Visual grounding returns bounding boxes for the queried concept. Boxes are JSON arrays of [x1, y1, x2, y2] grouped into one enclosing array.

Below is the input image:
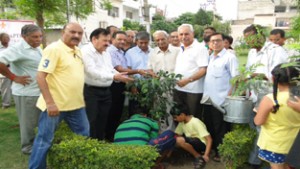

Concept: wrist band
[[10, 74, 16, 81]]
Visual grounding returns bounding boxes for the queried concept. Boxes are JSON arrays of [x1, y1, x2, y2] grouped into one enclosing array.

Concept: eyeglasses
[[210, 39, 223, 43]]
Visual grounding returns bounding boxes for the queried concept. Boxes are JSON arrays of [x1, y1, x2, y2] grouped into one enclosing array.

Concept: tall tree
[[10, 0, 95, 46], [122, 19, 146, 31], [174, 12, 195, 26], [150, 14, 177, 34], [193, 9, 213, 26]]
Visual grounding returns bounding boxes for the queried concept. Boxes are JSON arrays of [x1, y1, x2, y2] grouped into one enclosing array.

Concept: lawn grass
[[0, 107, 29, 169]]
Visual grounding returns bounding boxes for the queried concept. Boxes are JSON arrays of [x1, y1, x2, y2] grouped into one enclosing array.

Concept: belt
[[84, 84, 110, 90]]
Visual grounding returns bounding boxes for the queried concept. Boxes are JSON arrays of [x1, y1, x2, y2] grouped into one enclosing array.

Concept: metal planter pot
[[222, 96, 254, 124]]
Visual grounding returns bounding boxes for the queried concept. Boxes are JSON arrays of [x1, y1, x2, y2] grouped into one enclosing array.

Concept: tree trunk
[[36, 10, 47, 48]]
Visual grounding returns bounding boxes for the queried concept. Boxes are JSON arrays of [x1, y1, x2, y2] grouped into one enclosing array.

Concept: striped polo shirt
[[114, 114, 159, 145]]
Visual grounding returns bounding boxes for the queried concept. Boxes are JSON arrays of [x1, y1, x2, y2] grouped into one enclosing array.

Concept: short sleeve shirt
[[174, 40, 209, 93], [36, 40, 85, 111], [0, 39, 42, 96], [175, 117, 210, 144]]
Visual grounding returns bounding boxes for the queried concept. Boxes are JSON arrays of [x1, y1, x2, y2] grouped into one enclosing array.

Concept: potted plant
[[125, 70, 182, 120], [222, 63, 265, 124]]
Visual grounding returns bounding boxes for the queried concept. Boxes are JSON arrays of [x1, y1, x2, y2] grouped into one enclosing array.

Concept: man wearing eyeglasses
[[201, 32, 239, 162]]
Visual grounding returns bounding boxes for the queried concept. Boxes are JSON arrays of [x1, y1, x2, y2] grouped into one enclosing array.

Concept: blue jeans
[[29, 108, 89, 169]]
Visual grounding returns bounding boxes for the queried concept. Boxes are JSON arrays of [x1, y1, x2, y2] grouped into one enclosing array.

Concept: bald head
[[62, 23, 83, 48]]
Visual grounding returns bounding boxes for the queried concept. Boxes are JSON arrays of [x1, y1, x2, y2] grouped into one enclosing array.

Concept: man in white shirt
[[148, 30, 180, 74], [148, 30, 180, 131], [174, 24, 209, 120], [202, 32, 239, 161], [169, 30, 180, 47], [200, 27, 216, 49], [81, 28, 133, 140], [269, 29, 299, 58]]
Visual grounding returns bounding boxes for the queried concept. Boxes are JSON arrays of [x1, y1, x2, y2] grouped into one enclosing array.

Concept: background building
[[231, 0, 297, 44]]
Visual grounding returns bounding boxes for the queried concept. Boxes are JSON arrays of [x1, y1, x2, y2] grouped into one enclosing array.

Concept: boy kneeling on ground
[[171, 106, 212, 169]]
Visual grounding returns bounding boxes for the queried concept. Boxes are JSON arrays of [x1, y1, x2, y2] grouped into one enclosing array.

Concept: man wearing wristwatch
[[173, 24, 209, 120]]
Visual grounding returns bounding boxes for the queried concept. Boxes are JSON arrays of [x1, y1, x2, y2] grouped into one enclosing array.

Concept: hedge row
[[47, 122, 160, 169]]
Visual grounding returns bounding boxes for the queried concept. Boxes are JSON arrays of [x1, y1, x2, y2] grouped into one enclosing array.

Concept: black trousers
[[203, 104, 230, 155], [173, 89, 203, 120], [105, 82, 126, 141], [84, 84, 112, 140]]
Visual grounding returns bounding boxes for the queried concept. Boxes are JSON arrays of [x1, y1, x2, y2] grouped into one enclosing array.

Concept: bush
[[48, 122, 160, 169], [218, 124, 257, 169]]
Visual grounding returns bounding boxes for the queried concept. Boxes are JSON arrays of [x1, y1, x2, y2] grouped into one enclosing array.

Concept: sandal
[[213, 155, 221, 162], [194, 156, 206, 169]]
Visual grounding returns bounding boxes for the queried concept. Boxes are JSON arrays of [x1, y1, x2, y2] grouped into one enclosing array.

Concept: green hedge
[[218, 124, 257, 169], [48, 122, 160, 169]]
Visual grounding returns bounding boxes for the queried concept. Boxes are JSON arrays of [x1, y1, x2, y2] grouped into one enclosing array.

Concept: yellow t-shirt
[[257, 92, 300, 154], [36, 40, 85, 111], [175, 117, 210, 144]]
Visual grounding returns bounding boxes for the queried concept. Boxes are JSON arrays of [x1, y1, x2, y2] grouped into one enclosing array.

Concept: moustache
[[71, 38, 80, 41]]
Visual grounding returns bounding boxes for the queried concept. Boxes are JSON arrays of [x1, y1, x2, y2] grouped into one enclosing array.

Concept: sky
[[148, 0, 239, 21]]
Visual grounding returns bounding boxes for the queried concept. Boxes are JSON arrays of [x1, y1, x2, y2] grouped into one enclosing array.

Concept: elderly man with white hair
[[148, 30, 180, 74], [173, 24, 209, 120], [147, 30, 180, 131]]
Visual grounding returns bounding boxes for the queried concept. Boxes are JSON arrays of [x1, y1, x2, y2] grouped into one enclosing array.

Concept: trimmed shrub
[[48, 122, 160, 169], [218, 124, 257, 169]]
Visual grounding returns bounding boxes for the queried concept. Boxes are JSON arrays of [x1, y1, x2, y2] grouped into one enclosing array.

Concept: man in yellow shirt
[[29, 23, 89, 169]]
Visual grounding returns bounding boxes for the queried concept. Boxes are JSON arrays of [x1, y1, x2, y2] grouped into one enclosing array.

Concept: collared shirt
[[246, 41, 288, 80], [147, 45, 180, 73], [81, 42, 118, 87], [125, 46, 151, 78], [174, 40, 209, 93], [203, 48, 239, 106], [0, 39, 42, 96], [36, 39, 85, 111], [107, 44, 127, 68]]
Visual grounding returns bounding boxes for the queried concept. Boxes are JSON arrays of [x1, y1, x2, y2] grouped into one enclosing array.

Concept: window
[[126, 11, 133, 19], [99, 21, 108, 28], [108, 7, 119, 17], [276, 18, 290, 27]]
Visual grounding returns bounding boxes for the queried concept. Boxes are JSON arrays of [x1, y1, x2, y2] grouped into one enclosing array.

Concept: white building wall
[[238, 0, 275, 20], [72, 0, 124, 43]]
